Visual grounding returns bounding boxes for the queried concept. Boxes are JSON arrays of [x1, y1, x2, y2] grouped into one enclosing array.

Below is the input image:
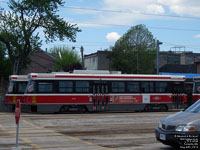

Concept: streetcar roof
[[27, 72, 186, 81], [9, 75, 28, 81]]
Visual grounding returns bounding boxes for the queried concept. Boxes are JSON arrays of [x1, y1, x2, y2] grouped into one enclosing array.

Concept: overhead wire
[[1, 1, 200, 50], [63, 6, 200, 20]]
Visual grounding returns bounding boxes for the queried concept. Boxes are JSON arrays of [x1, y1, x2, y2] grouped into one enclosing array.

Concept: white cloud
[[70, 0, 200, 28], [194, 34, 200, 38], [157, 0, 200, 16], [147, 4, 165, 14], [106, 32, 121, 42]]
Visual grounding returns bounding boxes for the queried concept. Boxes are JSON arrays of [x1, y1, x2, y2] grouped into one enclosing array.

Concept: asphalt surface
[[0, 111, 177, 150]]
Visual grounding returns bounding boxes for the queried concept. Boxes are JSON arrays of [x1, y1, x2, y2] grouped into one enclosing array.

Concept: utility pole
[[137, 48, 139, 74], [80, 46, 85, 69], [156, 40, 162, 75]]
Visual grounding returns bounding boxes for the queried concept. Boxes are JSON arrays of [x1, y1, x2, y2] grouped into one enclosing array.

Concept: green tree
[[0, 0, 81, 74], [0, 42, 12, 79], [109, 24, 157, 74], [50, 46, 81, 71]]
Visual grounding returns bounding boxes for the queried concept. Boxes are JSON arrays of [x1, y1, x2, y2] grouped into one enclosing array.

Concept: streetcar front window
[[18, 82, 27, 93], [7, 82, 14, 94], [7, 81, 27, 94], [194, 82, 200, 93]]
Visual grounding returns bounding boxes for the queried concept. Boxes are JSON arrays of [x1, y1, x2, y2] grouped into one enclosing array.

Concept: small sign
[[15, 99, 21, 125], [142, 95, 150, 103], [160, 134, 166, 141]]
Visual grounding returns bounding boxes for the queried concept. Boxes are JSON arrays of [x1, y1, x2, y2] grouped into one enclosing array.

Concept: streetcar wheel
[[144, 105, 152, 111], [159, 104, 168, 111], [78, 106, 87, 113], [60, 106, 69, 113]]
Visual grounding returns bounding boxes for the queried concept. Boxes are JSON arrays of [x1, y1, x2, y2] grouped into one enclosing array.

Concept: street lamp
[[72, 46, 85, 69], [156, 40, 163, 75]]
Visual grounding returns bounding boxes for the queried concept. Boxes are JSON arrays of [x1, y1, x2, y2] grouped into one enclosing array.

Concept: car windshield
[[185, 100, 200, 113]]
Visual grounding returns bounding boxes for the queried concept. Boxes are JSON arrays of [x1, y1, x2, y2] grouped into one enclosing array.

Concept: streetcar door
[[92, 82, 109, 111], [172, 81, 184, 109]]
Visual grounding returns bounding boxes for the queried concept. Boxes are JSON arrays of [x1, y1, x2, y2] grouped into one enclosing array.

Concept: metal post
[[16, 124, 19, 149], [80, 46, 84, 69], [156, 40, 162, 75], [137, 49, 139, 74]]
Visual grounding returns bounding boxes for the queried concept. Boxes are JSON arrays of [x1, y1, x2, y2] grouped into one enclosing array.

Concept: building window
[[167, 55, 180, 64]]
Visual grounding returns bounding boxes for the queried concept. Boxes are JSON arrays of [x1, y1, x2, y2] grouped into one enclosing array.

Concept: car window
[[185, 100, 200, 113]]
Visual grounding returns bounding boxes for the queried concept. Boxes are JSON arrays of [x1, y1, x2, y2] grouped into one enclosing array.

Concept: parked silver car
[[155, 100, 200, 149]]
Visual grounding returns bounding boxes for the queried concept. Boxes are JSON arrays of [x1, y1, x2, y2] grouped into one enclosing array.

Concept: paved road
[[0, 112, 177, 150]]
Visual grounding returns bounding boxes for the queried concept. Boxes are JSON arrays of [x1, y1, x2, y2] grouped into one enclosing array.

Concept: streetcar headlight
[[175, 125, 196, 132]]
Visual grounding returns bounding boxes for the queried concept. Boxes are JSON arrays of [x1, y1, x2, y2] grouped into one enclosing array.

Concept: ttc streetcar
[[5, 75, 28, 111], [23, 71, 187, 113]]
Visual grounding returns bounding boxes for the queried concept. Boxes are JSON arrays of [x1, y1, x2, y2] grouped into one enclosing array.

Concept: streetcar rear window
[[59, 81, 73, 93]]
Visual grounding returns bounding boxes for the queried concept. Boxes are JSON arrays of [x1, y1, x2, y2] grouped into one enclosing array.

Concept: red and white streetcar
[[23, 70, 187, 113], [5, 75, 28, 111], [192, 76, 200, 102]]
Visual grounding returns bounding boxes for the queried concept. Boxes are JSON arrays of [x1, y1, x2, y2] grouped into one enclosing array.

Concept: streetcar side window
[[75, 81, 89, 93], [155, 82, 168, 93], [112, 82, 125, 93], [59, 81, 73, 93], [127, 82, 140, 93], [141, 82, 154, 93], [38, 82, 53, 93]]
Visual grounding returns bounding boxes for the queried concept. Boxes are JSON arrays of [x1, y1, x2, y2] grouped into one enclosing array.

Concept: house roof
[[23, 50, 55, 74]]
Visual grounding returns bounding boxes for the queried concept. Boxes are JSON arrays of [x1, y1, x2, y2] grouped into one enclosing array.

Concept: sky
[[1, 0, 200, 55]]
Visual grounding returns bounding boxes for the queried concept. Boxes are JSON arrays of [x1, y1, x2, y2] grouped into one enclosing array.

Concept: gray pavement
[[0, 112, 176, 150]]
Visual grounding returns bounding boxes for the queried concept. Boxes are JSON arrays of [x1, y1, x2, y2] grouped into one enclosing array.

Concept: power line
[[162, 42, 200, 50], [72, 21, 200, 32], [64, 6, 200, 20]]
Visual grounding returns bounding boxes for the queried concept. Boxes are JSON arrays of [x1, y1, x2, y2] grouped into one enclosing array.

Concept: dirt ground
[[0, 111, 177, 150]]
